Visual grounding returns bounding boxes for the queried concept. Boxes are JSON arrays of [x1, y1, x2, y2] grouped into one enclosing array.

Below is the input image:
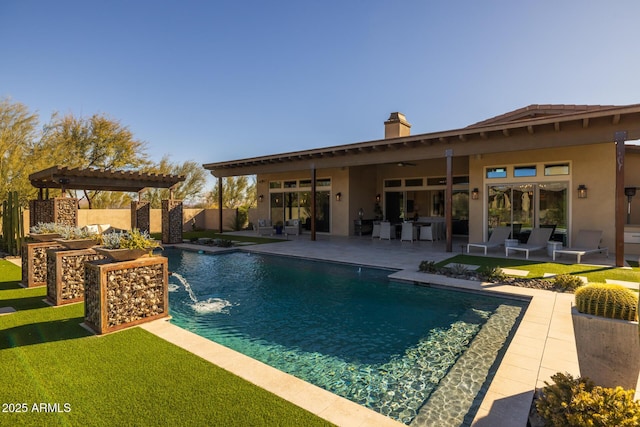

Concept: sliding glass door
[[487, 183, 567, 242]]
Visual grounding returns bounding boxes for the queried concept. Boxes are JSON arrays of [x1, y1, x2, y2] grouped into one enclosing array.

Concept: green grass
[[0, 260, 332, 427], [438, 254, 640, 284]]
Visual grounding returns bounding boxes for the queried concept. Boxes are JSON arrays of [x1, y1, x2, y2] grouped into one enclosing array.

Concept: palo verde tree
[[0, 98, 40, 204], [140, 156, 207, 208], [37, 112, 151, 208], [206, 175, 256, 209]]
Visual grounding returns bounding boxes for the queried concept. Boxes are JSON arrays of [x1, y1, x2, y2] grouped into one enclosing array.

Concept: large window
[[269, 179, 331, 232], [487, 183, 567, 243]]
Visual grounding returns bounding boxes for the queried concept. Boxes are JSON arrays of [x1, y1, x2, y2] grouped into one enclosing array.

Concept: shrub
[[447, 263, 469, 275], [213, 238, 233, 248], [536, 372, 640, 426], [101, 229, 161, 251], [478, 265, 506, 282], [418, 260, 438, 273], [553, 274, 584, 292], [574, 283, 638, 321]]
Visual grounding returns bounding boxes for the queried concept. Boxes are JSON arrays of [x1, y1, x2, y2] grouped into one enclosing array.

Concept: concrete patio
[[153, 232, 632, 426]]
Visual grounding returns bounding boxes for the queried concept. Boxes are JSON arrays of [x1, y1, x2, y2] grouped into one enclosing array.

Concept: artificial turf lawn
[[438, 254, 640, 283], [0, 261, 333, 427]]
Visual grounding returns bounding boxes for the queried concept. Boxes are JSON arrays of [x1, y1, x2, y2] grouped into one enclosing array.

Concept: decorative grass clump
[[574, 283, 638, 321]]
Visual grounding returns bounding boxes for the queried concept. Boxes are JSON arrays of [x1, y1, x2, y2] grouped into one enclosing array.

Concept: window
[[486, 167, 507, 178], [405, 178, 423, 187], [284, 181, 297, 188], [269, 181, 282, 189], [545, 163, 569, 176], [514, 166, 536, 177], [384, 179, 402, 187]]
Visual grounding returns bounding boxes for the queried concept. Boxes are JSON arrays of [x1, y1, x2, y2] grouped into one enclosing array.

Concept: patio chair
[[379, 221, 392, 240], [552, 230, 608, 263], [284, 219, 300, 236], [371, 221, 381, 239], [467, 226, 511, 255], [505, 227, 553, 259], [256, 219, 273, 236], [419, 224, 434, 241], [400, 222, 416, 242]]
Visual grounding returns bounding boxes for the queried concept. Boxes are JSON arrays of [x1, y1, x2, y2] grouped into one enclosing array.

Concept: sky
[[2, 0, 640, 171]]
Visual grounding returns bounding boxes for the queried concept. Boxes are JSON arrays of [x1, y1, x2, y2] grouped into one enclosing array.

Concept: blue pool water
[[165, 248, 526, 425]]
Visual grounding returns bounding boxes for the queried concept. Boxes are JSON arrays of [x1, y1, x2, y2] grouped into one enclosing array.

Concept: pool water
[[165, 249, 526, 425]]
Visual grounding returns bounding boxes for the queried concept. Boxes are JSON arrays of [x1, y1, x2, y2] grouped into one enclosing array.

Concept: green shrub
[[536, 372, 640, 426], [574, 283, 638, 321], [553, 274, 584, 292], [478, 265, 506, 282], [418, 260, 438, 273]]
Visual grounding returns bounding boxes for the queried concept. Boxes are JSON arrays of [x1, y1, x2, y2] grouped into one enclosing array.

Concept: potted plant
[[275, 221, 283, 235], [572, 283, 640, 389], [95, 229, 162, 261], [53, 225, 100, 249], [29, 222, 64, 241]]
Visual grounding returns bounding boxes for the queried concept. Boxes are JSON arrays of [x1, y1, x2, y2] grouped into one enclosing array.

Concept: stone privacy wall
[[131, 201, 150, 233], [84, 257, 168, 334], [162, 200, 183, 244], [29, 198, 78, 228], [46, 248, 105, 305], [21, 241, 63, 287]]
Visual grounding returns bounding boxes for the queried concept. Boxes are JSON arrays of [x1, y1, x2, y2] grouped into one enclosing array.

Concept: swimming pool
[[165, 248, 526, 425]]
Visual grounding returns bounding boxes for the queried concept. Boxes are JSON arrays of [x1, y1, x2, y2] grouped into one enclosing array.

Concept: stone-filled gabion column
[[29, 198, 78, 228], [161, 199, 183, 244], [46, 248, 105, 305], [83, 257, 169, 334], [131, 201, 151, 233], [22, 241, 63, 287]]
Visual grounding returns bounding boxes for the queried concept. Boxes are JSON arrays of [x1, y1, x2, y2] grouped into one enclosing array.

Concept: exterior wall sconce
[[577, 184, 588, 199], [471, 188, 479, 200], [376, 194, 381, 203], [258, 194, 264, 202], [625, 187, 636, 224], [335, 192, 342, 201]]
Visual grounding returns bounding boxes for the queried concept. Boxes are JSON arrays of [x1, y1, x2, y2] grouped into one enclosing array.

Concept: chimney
[[384, 112, 411, 138]]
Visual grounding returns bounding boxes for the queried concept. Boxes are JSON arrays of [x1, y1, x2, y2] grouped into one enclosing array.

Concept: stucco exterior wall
[[469, 143, 616, 249], [74, 208, 236, 233]]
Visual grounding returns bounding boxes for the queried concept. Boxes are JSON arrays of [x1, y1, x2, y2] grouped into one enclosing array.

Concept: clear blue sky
[[2, 0, 640, 168]]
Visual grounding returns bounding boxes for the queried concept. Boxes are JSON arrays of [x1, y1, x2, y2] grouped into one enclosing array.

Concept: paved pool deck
[[146, 233, 631, 427]]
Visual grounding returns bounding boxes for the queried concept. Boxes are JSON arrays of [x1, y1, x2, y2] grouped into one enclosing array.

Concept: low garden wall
[[46, 248, 105, 305]]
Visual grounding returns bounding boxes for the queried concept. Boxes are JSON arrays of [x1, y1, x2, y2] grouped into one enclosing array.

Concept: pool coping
[[151, 244, 580, 426]]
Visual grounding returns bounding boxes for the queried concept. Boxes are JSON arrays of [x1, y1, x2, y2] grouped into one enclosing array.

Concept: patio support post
[[218, 177, 223, 233], [445, 149, 453, 252], [311, 167, 316, 241], [615, 131, 627, 267]]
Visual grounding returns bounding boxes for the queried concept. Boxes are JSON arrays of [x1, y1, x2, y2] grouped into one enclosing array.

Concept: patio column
[[445, 149, 453, 252], [131, 200, 150, 233], [311, 167, 316, 241], [218, 177, 223, 233], [615, 131, 627, 267], [162, 198, 183, 244], [29, 197, 78, 228]]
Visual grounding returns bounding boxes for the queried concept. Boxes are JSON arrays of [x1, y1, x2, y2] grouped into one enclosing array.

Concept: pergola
[[28, 166, 185, 243]]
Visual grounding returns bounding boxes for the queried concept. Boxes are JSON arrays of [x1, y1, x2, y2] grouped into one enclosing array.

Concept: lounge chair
[[505, 227, 553, 259], [467, 226, 511, 255], [284, 219, 300, 235], [371, 221, 381, 239], [552, 230, 608, 263]]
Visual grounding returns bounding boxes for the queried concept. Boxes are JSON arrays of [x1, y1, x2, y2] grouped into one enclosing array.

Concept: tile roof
[[466, 104, 619, 128]]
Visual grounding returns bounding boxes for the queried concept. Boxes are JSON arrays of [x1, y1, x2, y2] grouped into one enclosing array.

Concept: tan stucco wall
[[75, 208, 236, 233], [469, 143, 616, 249]]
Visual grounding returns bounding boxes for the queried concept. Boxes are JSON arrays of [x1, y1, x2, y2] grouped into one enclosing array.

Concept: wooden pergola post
[[445, 149, 453, 252], [615, 131, 627, 267], [311, 167, 316, 241], [218, 177, 223, 233]]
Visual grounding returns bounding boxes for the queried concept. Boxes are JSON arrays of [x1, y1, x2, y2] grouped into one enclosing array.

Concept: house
[[203, 104, 640, 264]]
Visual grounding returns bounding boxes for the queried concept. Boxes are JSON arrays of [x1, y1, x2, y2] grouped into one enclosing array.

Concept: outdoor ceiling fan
[[396, 161, 416, 167]]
